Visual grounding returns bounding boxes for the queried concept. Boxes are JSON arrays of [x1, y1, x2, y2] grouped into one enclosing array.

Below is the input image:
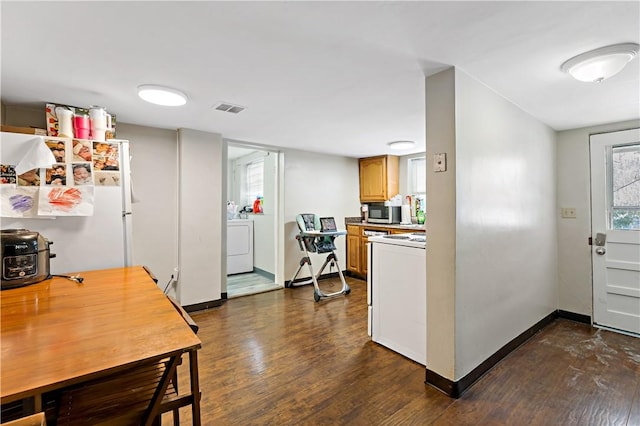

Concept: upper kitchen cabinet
[[358, 155, 399, 202]]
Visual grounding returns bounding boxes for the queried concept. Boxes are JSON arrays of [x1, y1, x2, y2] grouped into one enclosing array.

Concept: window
[[610, 143, 640, 230], [408, 156, 426, 194], [408, 156, 426, 211], [244, 160, 264, 205]]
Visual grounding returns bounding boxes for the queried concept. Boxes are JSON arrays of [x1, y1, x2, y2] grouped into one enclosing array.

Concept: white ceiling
[[1, 1, 638, 158]]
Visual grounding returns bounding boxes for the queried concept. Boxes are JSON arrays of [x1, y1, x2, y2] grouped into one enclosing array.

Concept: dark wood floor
[[166, 277, 640, 425]]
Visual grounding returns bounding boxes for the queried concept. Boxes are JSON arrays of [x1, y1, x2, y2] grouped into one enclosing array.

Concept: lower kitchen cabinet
[[346, 225, 368, 277], [346, 229, 361, 272], [361, 242, 369, 277]]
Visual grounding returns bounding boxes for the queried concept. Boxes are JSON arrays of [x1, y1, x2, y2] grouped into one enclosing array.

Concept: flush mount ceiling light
[[387, 140, 416, 150], [561, 43, 639, 83], [137, 85, 187, 106]]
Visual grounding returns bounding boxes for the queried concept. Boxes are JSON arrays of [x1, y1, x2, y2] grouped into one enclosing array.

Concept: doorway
[[590, 128, 640, 336], [226, 142, 282, 298]]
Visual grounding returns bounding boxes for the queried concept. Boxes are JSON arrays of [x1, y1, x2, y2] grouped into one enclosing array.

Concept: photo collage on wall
[[0, 139, 121, 217]]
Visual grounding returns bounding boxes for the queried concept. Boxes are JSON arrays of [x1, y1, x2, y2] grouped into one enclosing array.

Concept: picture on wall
[[71, 163, 93, 186], [93, 142, 120, 171], [72, 140, 92, 162], [44, 164, 67, 186], [46, 140, 67, 163], [1, 165, 16, 185], [17, 169, 40, 186]]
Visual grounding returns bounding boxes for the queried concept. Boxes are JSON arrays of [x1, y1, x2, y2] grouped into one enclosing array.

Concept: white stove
[[367, 232, 426, 248]]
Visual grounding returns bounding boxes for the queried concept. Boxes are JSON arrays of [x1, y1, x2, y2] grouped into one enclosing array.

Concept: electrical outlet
[[434, 153, 447, 172], [561, 207, 577, 218]]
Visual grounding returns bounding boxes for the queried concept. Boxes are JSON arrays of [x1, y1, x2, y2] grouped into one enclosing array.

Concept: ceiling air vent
[[214, 102, 245, 114]]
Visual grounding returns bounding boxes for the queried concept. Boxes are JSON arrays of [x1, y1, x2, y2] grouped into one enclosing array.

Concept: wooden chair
[[165, 295, 199, 424], [167, 295, 198, 334], [54, 296, 200, 426]]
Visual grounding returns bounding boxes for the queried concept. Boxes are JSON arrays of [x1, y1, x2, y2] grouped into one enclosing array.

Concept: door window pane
[[611, 144, 640, 230]]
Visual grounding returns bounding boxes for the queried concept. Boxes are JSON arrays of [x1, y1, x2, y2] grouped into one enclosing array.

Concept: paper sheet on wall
[[37, 186, 94, 216], [13, 137, 56, 175], [0, 186, 39, 217]]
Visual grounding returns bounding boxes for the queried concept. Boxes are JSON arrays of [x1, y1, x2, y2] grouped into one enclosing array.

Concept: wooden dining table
[[0, 265, 202, 424]]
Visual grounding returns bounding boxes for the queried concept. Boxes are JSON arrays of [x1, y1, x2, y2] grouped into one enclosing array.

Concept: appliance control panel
[[3, 254, 38, 280]]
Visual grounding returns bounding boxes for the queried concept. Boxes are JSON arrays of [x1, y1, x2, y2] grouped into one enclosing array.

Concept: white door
[[590, 128, 640, 336]]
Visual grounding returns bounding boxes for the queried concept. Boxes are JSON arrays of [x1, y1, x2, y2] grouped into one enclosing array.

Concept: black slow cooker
[[1, 229, 55, 290]]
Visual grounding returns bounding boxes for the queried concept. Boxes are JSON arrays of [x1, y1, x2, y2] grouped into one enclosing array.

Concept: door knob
[[595, 247, 606, 255]]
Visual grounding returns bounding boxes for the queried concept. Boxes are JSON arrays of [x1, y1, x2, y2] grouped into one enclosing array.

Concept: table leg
[[189, 350, 202, 426]]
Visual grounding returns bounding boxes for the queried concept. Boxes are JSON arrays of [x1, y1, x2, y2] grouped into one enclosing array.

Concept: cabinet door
[[361, 239, 369, 276], [347, 234, 361, 273], [359, 156, 387, 202]]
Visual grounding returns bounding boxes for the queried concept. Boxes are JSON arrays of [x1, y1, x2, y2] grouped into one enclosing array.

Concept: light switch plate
[[434, 153, 446, 172], [561, 207, 577, 218]]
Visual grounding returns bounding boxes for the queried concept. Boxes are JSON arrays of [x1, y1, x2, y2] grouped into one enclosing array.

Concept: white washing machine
[[227, 219, 254, 274]]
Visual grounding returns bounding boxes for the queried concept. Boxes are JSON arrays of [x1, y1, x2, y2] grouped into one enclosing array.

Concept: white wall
[[178, 129, 226, 305], [118, 123, 178, 293], [556, 119, 640, 316], [251, 212, 275, 274], [282, 149, 361, 279], [454, 70, 557, 379], [425, 68, 457, 380], [426, 68, 558, 382], [259, 151, 278, 274]]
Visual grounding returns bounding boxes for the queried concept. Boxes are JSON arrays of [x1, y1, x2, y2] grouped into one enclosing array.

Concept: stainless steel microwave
[[367, 204, 401, 224]]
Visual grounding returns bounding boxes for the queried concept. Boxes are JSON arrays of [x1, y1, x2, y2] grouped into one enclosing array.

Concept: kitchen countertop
[[344, 221, 426, 232], [368, 233, 426, 249]]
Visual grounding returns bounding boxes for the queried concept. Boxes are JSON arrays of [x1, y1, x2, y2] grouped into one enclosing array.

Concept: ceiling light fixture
[[561, 43, 639, 83], [137, 85, 188, 106], [387, 140, 416, 150]]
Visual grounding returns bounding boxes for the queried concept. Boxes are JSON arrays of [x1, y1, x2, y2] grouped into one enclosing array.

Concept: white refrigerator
[[1, 132, 133, 275]]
